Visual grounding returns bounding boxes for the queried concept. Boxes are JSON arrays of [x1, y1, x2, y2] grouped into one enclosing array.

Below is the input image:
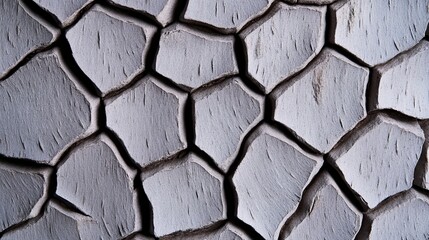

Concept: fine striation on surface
[[415, 122, 429, 190], [0, 166, 47, 232], [240, 3, 325, 93], [284, 0, 337, 4], [184, 0, 274, 33], [328, 114, 425, 209], [331, 0, 429, 66], [164, 223, 249, 240], [282, 172, 362, 240], [142, 153, 226, 237], [56, 135, 137, 239], [370, 40, 429, 120], [232, 125, 322, 239], [155, 24, 238, 89], [105, 75, 187, 167], [32, 0, 92, 25], [193, 77, 263, 171], [0, 51, 92, 163], [0, 0, 53, 78], [66, 6, 156, 95], [110, 0, 178, 26], [273, 49, 368, 153]]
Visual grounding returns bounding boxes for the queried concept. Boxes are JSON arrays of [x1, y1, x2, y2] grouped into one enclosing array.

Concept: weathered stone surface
[[32, 0, 92, 25], [360, 190, 429, 240], [329, 114, 425, 209], [273, 49, 368, 153], [184, 0, 273, 32], [241, 3, 325, 93], [284, 0, 337, 4], [0, 51, 94, 163], [331, 0, 429, 66], [193, 77, 263, 171], [282, 172, 362, 240], [67, 6, 156, 95], [166, 223, 249, 240], [142, 154, 226, 237], [232, 125, 322, 239], [155, 24, 238, 89], [105, 75, 187, 167], [0, 0, 53, 77], [56, 135, 137, 239], [0, 166, 48, 232], [415, 122, 429, 190], [1, 202, 89, 240], [111, 0, 178, 26], [371, 41, 429, 119]]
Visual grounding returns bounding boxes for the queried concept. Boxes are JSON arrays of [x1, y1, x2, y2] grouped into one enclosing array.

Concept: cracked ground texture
[[0, 0, 429, 239]]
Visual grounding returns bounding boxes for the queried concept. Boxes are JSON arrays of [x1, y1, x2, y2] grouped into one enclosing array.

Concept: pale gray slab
[[56, 135, 137, 239], [273, 49, 368, 153], [241, 3, 325, 93], [184, 0, 274, 32], [142, 154, 226, 237], [0, 0, 53, 78], [331, 0, 429, 66], [105, 75, 187, 167], [329, 114, 425, 209], [66, 6, 156, 95], [193, 77, 263, 171], [232, 124, 322, 239], [282, 172, 362, 240], [32, 0, 92, 25], [0, 166, 47, 232], [371, 41, 429, 119], [155, 24, 238, 89], [0, 51, 92, 163], [111, 0, 178, 26], [163, 223, 249, 240], [284, 0, 337, 4]]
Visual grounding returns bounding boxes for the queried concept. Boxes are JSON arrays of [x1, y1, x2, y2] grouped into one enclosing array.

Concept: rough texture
[[111, 0, 178, 26], [273, 49, 368, 153], [105, 76, 187, 167], [284, 0, 337, 4], [0, 51, 92, 162], [67, 6, 155, 95], [32, 0, 91, 25], [155, 24, 238, 89], [415, 122, 429, 190], [371, 41, 429, 119], [193, 77, 263, 171], [233, 125, 322, 239], [282, 172, 362, 240], [329, 114, 425, 208], [56, 135, 137, 239], [331, 0, 429, 66], [142, 154, 226, 237], [0, 166, 46, 232], [241, 3, 325, 93], [0, 0, 52, 77], [184, 0, 273, 32], [167, 223, 249, 240], [362, 191, 429, 240]]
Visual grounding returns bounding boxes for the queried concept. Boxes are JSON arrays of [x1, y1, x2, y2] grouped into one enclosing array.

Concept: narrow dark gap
[[51, 195, 89, 217], [0, 155, 52, 171], [236, 1, 278, 36], [0, 213, 43, 238], [229, 217, 265, 240], [184, 95, 196, 149], [143, 27, 162, 71], [134, 170, 155, 237], [264, 94, 274, 122], [354, 214, 372, 240], [365, 69, 379, 113], [20, 0, 61, 28], [171, 0, 189, 24]]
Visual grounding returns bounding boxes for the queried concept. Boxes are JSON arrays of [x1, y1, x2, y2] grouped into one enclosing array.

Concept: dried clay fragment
[[155, 24, 238, 89], [358, 190, 429, 240], [273, 49, 368, 153], [371, 41, 429, 119], [184, 0, 274, 33], [56, 135, 137, 239], [328, 114, 425, 209], [0, 51, 94, 163], [0, 166, 48, 232], [142, 154, 226, 237], [67, 6, 156, 95], [282, 172, 362, 240], [164, 223, 249, 240], [241, 3, 325, 93], [105, 75, 187, 167], [111, 0, 178, 26], [32, 0, 92, 25], [0, 0, 53, 77], [284, 0, 337, 5], [331, 0, 429, 66], [415, 122, 429, 190], [193, 77, 263, 171], [233, 125, 322, 239]]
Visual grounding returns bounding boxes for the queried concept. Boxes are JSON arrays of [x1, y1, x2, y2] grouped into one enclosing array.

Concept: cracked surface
[[32, 0, 92, 25]]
